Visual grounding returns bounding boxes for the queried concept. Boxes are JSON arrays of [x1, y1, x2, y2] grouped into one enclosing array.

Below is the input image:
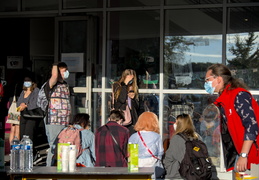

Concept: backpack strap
[[177, 133, 187, 140], [138, 131, 160, 160], [105, 125, 127, 162]]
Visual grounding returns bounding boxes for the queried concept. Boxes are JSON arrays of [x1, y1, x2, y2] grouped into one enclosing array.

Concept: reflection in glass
[[163, 93, 220, 167], [166, 0, 222, 5], [63, 0, 102, 9], [139, 93, 159, 116], [227, 7, 259, 90], [73, 93, 86, 114], [92, 92, 102, 133], [108, 0, 159, 7], [107, 11, 160, 89], [164, 9, 222, 89], [200, 104, 220, 166], [60, 21, 87, 87], [229, 0, 259, 2], [0, 0, 18, 12], [22, 0, 58, 11]]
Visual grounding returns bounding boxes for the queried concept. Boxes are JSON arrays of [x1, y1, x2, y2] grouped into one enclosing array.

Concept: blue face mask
[[204, 81, 215, 95], [24, 81, 32, 88], [63, 70, 69, 79]]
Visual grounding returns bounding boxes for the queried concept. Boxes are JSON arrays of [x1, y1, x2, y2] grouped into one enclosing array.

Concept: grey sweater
[[163, 135, 185, 179], [17, 88, 40, 110]]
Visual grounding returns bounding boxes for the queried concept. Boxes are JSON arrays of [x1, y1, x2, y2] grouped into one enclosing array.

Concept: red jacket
[[214, 84, 259, 170]]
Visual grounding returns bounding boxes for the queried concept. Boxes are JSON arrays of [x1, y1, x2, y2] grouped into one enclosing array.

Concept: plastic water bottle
[[24, 136, 33, 171], [19, 135, 27, 171], [10, 136, 20, 171]]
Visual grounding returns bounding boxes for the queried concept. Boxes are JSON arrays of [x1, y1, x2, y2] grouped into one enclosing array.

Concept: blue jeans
[[45, 123, 65, 166]]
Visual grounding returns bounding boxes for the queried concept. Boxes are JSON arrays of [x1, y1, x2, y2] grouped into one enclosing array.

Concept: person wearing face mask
[[17, 76, 41, 152], [42, 62, 71, 166], [112, 69, 139, 135], [204, 63, 259, 172]]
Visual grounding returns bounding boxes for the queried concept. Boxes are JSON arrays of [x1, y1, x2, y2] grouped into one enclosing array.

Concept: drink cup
[[69, 145, 77, 172], [62, 146, 69, 172]]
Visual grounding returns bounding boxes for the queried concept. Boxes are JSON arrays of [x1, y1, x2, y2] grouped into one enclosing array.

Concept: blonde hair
[[174, 113, 198, 139], [134, 112, 160, 134], [114, 69, 139, 100]]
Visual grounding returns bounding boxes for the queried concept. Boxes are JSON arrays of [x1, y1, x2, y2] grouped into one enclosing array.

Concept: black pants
[[20, 115, 41, 155]]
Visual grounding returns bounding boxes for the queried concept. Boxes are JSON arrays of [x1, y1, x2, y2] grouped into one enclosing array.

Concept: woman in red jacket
[[204, 63, 259, 172]]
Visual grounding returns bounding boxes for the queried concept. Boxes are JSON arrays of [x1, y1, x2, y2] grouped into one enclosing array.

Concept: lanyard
[[137, 131, 160, 160]]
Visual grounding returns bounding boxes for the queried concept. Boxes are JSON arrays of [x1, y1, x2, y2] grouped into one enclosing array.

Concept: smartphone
[[127, 79, 133, 85], [129, 90, 134, 93]]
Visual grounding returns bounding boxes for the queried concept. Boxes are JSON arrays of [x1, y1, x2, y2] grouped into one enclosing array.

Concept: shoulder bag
[[21, 91, 44, 119], [6, 96, 20, 125], [105, 125, 127, 163]]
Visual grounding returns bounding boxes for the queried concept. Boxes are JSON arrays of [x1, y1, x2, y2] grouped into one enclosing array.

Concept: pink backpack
[[57, 126, 84, 157]]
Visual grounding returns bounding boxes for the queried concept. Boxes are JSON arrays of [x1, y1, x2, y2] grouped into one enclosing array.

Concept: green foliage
[[228, 32, 259, 69]]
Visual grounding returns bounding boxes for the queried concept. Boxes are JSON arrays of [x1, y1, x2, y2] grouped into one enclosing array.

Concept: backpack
[[178, 133, 212, 180], [37, 82, 49, 113], [57, 126, 84, 158]]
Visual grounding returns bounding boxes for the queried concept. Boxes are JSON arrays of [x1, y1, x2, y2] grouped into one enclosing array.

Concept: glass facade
[[107, 10, 160, 89], [63, 0, 103, 9], [1, 1, 259, 177], [164, 8, 223, 89], [22, 0, 58, 11], [108, 0, 160, 7], [227, 7, 259, 89], [166, 0, 222, 5]]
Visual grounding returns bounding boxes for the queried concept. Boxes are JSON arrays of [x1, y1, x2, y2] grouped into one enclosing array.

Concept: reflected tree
[[228, 32, 259, 88], [228, 32, 259, 69]]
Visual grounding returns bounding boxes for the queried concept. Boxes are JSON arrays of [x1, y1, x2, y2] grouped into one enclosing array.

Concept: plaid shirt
[[95, 121, 129, 167]]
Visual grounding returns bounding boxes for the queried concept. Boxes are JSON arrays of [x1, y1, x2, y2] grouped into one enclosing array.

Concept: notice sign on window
[[7, 56, 23, 69], [61, 53, 84, 72]]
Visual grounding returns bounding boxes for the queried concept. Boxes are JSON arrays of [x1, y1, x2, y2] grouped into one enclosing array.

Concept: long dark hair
[[207, 63, 248, 91]]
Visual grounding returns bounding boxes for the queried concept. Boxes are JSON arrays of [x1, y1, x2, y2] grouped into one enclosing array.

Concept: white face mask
[[173, 123, 177, 131], [63, 70, 69, 79]]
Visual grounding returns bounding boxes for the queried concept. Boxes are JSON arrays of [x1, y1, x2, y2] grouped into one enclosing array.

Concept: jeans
[[45, 123, 65, 166]]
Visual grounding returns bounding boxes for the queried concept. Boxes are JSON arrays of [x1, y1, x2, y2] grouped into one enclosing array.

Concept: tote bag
[[6, 96, 20, 125]]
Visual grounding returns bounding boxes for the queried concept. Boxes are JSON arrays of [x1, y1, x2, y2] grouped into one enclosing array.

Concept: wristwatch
[[239, 153, 248, 158]]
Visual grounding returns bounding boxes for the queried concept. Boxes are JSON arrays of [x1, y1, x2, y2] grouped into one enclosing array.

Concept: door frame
[[54, 16, 93, 116]]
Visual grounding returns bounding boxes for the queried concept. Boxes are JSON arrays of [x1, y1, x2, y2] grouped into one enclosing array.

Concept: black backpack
[[178, 133, 212, 180]]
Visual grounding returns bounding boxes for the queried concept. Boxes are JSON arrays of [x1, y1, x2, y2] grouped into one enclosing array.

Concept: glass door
[[55, 16, 93, 118]]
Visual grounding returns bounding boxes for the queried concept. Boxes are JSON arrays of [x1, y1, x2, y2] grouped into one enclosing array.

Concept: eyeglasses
[[204, 75, 216, 82]]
